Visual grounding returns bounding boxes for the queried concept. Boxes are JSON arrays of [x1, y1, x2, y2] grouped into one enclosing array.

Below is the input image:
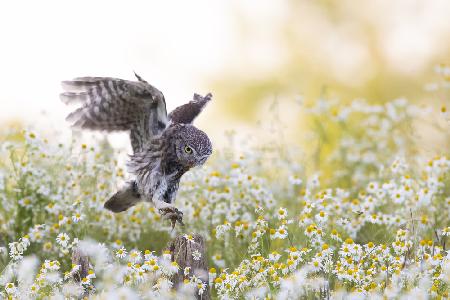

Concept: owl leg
[[153, 200, 184, 229]]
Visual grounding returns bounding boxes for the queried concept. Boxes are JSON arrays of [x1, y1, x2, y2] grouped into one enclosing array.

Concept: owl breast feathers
[[61, 73, 212, 225]]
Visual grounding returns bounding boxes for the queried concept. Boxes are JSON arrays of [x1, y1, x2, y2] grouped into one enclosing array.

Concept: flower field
[[0, 74, 449, 299]]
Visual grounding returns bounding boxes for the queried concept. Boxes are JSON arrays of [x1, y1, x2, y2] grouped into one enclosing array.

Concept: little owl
[[60, 73, 213, 228]]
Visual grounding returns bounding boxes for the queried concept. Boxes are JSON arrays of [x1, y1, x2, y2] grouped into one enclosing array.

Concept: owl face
[[172, 125, 212, 168]]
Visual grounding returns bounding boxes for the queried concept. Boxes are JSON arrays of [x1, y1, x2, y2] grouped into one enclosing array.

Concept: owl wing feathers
[[61, 76, 169, 152], [168, 93, 212, 125], [61, 74, 211, 149]]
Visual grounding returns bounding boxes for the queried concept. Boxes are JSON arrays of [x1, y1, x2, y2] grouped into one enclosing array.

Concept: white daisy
[[116, 247, 127, 259], [192, 250, 202, 261], [72, 212, 83, 223], [56, 232, 69, 247], [288, 175, 302, 185]]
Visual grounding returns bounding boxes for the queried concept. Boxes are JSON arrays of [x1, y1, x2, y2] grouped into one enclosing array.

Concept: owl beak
[[197, 154, 210, 166]]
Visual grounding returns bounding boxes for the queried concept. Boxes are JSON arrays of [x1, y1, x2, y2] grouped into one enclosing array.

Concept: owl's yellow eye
[[184, 146, 192, 154]]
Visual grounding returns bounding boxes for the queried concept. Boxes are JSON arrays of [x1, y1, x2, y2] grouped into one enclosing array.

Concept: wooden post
[[71, 234, 211, 299], [72, 247, 90, 282], [168, 234, 211, 300], [71, 247, 91, 299]]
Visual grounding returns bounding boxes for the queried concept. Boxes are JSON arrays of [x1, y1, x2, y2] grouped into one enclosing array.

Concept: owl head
[[170, 124, 212, 168]]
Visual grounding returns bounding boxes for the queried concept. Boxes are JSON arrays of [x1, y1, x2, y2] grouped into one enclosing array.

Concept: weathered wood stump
[[71, 234, 211, 299], [72, 247, 90, 282], [72, 247, 90, 298], [167, 234, 211, 300]]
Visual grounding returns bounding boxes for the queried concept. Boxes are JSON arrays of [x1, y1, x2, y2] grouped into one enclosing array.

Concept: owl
[[60, 73, 213, 227]]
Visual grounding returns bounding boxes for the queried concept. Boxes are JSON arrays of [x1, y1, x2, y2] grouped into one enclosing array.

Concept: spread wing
[[60, 74, 168, 152], [168, 93, 212, 125]]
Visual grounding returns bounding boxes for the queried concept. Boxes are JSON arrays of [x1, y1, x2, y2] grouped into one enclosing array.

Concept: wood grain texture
[[71, 247, 90, 282], [168, 234, 211, 300]]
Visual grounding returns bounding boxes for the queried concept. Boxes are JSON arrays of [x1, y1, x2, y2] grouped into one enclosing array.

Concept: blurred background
[[0, 0, 449, 148]]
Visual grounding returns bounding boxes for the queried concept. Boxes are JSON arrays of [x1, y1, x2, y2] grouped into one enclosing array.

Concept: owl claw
[[159, 207, 184, 229]]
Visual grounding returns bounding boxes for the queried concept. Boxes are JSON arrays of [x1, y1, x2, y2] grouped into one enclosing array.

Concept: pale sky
[[0, 0, 290, 150], [1, 0, 449, 148], [0, 0, 237, 124]]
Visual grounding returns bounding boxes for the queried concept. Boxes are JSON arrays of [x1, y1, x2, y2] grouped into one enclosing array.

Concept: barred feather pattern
[[168, 93, 212, 125], [60, 75, 213, 212], [127, 125, 203, 204], [61, 76, 168, 153], [127, 137, 165, 202]]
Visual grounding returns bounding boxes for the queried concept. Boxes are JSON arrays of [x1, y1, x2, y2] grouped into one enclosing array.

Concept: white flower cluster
[[0, 78, 449, 299]]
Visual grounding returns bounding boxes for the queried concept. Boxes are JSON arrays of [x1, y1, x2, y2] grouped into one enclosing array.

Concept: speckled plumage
[[61, 73, 212, 225], [127, 124, 212, 204]]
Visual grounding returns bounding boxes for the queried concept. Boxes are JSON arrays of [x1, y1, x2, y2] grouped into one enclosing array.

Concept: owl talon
[[158, 207, 184, 229]]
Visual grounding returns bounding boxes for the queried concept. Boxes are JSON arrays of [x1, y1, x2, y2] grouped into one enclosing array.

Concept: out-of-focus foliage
[[0, 66, 448, 299], [209, 1, 450, 123]]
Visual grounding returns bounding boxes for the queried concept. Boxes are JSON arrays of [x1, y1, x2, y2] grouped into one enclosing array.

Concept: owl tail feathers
[[104, 181, 142, 213]]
